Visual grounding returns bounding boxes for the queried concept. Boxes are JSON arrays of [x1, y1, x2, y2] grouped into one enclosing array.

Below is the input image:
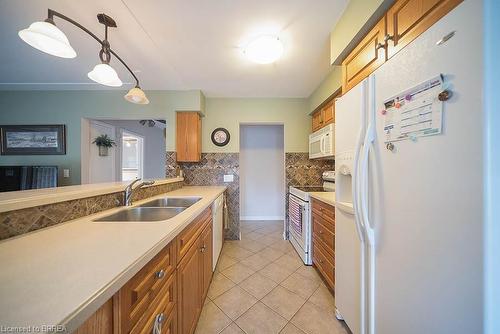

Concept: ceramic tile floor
[[195, 220, 351, 334]]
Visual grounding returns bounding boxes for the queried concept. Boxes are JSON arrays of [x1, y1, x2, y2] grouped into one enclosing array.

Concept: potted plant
[[92, 134, 116, 156]]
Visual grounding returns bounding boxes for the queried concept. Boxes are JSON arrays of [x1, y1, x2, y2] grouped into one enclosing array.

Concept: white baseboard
[[240, 216, 284, 221]]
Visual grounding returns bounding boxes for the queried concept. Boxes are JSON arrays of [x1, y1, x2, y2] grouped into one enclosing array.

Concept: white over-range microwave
[[309, 123, 335, 159]]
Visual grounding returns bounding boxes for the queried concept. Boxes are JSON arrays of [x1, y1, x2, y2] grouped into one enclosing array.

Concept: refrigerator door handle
[[362, 74, 376, 334], [360, 123, 375, 237], [352, 79, 369, 334], [353, 129, 365, 243]]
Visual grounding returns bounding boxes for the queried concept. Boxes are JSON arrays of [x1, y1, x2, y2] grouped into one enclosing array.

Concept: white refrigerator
[[334, 1, 483, 334]]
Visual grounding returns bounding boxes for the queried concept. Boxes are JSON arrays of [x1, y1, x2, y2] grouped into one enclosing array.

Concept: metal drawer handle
[[376, 42, 385, 50], [384, 34, 394, 42], [153, 313, 165, 334], [155, 269, 165, 279], [200, 245, 206, 253]]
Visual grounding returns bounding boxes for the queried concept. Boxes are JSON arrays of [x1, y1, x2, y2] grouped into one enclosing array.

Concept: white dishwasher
[[212, 194, 224, 271]]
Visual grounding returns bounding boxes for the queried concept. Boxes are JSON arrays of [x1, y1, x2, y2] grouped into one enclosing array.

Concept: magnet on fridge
[[405, 94, 412, 101], [381, 109, 387, 115], [395, 102, 401, 109], [409, 134, 417, 142]]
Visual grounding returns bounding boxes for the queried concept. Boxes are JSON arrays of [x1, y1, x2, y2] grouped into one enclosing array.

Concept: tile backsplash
[[0, 180, 183, 241], [285, 152, 334, 188], [285, 152, 335, 222], [168, 151, 240, 240]]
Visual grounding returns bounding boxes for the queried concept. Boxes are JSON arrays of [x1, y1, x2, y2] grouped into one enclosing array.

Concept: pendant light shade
[[87, 63, 122, 87], [18, 21, 76, 58], [124, 87, 150, 105]]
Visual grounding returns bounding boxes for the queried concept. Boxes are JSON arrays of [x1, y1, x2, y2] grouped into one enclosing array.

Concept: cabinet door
[[342, 17, 386, 94], [74, 299, 113, 334], [312, 110, 322, 132], [386, 0, 463, 58], [322, 101, 335, 125], [177, 240, 202, 334], [200, 222, 213, 300], [176, 112, 201, 162]]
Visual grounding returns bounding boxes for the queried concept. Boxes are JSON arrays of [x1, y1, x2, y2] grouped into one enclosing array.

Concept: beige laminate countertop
[[309, 191, 336, 206], [0, 177, 184, 213], [0, 186, 226, 333]]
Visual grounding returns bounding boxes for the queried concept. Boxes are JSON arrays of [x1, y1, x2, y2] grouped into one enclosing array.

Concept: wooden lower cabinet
[[311, 199, 335, 290], [177, 237, 203, 334], [200, 223, 213, 301], [74, 299, 113, 334], [75, 207, 214, 334]]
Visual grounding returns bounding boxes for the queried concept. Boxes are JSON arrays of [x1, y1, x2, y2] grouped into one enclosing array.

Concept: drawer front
[[311, 200, 335, 231], [177, 207, 211, 261], [130, 272, 177, 334], [313, 238, 335, 289], [118, 241, 176, 331], [312, 216, 334, 257]]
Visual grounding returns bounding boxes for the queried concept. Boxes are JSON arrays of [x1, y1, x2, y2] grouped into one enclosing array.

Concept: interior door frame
[[119, 129, 145, 181], [238, 122, 286, 233]]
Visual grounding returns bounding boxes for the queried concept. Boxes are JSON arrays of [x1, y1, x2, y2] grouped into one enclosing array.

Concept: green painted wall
[[308, 66, 342, 113], [203, 98, 309, 153], [0, 90, 202, 185], [330, 0, 391, 64], [0, 91, 311, 184]]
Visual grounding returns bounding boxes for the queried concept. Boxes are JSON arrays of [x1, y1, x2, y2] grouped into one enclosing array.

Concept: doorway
[[240, 124, 285, 221], [120, 131, 144, 181]]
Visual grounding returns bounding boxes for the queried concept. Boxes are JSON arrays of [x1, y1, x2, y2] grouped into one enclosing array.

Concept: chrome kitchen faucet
[[124, 178, 155, 206]]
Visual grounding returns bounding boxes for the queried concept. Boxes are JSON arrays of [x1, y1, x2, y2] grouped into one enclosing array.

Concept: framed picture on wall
[[0, 125, 66, 155]]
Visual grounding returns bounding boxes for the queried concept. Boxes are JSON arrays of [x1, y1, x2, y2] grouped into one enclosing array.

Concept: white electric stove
[[288, 171, 335, 264]]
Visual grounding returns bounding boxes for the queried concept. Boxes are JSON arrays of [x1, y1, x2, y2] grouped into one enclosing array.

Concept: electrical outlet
[[63, 169, 70, 178], [223, 174, 234, 182]]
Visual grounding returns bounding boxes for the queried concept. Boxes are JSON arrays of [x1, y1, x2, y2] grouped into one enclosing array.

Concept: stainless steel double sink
[[94, 197, 201, 222]]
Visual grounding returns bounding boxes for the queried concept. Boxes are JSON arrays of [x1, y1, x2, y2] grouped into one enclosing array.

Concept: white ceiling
[[0, 0, 348, 97]]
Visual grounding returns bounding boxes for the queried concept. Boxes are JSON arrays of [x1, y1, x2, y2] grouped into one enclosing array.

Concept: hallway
[[195, 220, 349, 334]]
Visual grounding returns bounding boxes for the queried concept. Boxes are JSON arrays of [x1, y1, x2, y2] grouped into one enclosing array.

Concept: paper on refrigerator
[[382, 75, 444, 143]]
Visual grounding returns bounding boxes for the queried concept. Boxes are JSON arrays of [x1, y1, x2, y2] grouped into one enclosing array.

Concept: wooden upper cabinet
[[312, 110, 322, 132], [176, 112, 202, 162], [342, 17, 386, 94], [340, 0, 463, 94], [311, 100, 336, 132], [322, 101, 335, 125], [386, 0, 463, 58]]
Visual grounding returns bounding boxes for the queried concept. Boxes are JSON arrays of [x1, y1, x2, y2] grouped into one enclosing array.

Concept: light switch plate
[[223, 174, 234, 182]]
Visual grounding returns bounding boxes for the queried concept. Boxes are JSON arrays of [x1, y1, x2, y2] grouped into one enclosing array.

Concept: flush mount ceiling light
[[18, 9, 149, 104], [243, 35, 284, 64]]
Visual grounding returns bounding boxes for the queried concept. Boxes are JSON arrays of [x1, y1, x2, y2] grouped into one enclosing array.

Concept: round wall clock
[[211, 128, 230, 147]]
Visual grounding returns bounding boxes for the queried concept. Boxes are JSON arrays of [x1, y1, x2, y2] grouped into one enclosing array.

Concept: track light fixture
[[18, 9, 149, 104]]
